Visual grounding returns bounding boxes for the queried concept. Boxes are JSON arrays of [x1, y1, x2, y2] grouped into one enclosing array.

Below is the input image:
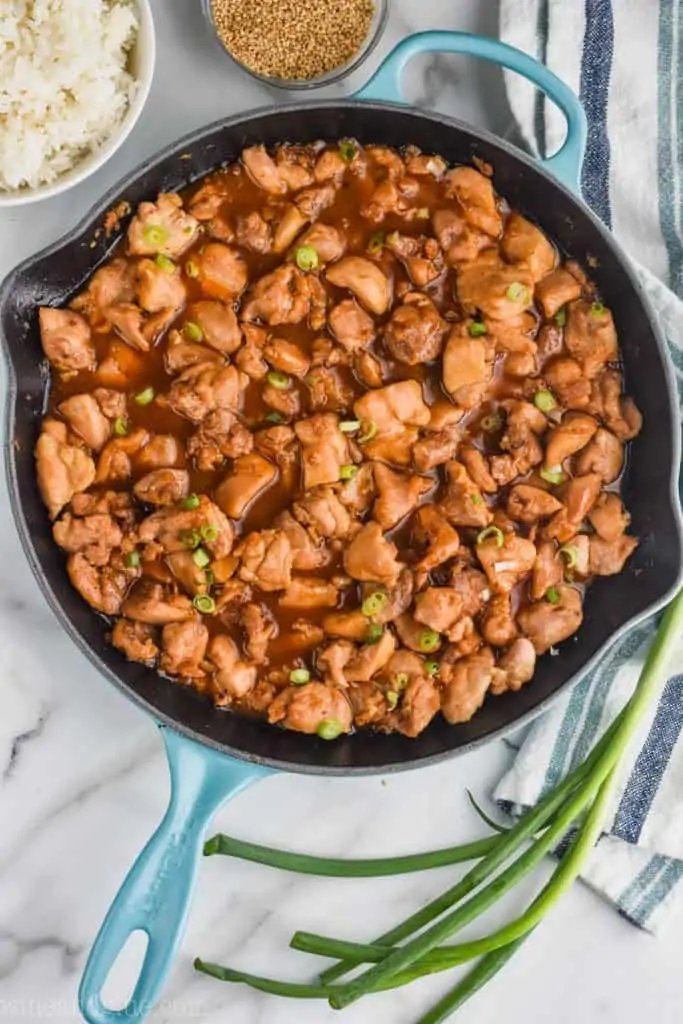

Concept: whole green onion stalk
[[195, 589, 683, 1022]]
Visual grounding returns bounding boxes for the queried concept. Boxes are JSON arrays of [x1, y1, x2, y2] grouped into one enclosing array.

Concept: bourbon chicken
[[34, 140, 641, 740]]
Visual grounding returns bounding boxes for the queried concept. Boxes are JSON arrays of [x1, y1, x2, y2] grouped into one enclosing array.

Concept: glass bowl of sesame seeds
[[202, 0, 388, 90]]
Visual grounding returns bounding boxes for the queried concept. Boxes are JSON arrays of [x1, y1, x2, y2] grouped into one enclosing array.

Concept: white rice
[[0, 0, 139, 191]]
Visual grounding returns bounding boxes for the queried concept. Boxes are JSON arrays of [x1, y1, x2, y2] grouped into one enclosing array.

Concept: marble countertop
[[2, 1, 683, 1021]]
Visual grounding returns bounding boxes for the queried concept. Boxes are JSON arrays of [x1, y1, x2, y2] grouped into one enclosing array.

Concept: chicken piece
[[297, 223, 345, 263], [262, 386, 301, 428], [192, 300, 242, 354], [111, 618, 158, 664], [457, 257, 534, 321], [71, 258, 135, 328], [160, 620, 209, 676], [500, 212, 556, 282], [476, 531, 536, 594], [135, 258, 186, 314], [404, 151, 447, 177], [254, 423, 297, 462], [412, 427, 461, 472], [193, 243, 247, 301], [360, 177, 420, 223], [372, 463, 432, 530], [360, 569, 414, 627], [481, 593, 518, 647], [263, 337, 310, 378], [450, 567, 490, 617], [589, 370, 642, 441], [268, 682, 352, 735], [444, 167, 502, 237], [165, 328, 217, 374], [294, 414, 348, 489], [354, 380, 430, 466], [517, 585, 583, 654], [67, 554, 130, 615], [95, 338, 147, 389], [317, 640, 355, 688], [543, 357, 591, 410], [440, 647, 495, 724], [589, 535, 639, 575], [39, 308, 95, 373], [314, 148, 347, 182], [271, 203, 308, 253], [136, 435, 183, 472], [535, 268, 582, 318], [440, 461, 492, 528], [280, 577, 338, 610], [575, 427, 624, 485], [139, 496, 234, 558], [236, 529, 293, 591], [95, 430, 150, 485], [187, 409, 253, 471], [239, 602, 276, 663], [165, 549, 211, 597], [293, 486, 353, 540], [490, 638, 536, 694], [323, 610, 372, 642], [58, 393, 111, 450], [394, 613, 437, 653], [565, 300, 618, 377], [106, 303, 171, 353], [215, 453, 277, 518], [128, 193, 198, 257], [328, 298, 376, 352], [354, 350, 384, 389], [391, 674, 440, 738], [242, 145, 288, 193], [167, 362, 243, 422], [413, 588, 465, 633], [235, 211, 272, 254], [295, 184, 336, 221], [506, 486, 562, 530], [432, 207, 489, 265], [234, 327, 268, 381], [242, 265, 319, 326], [208, 635, 257, 699], [442, 328, 490, 405], [385, 232, 445, 287], [343, 522, 402, 584], [53, 510, 123, 566], [306, 366, 354, 413], [413, 505, 461, 572], [544, 413, 598, 471], [326, 257, 391, 315], [459, 446, 497, 493], [35, 420, 96, 520], [274, 512, 328, 571], [345, 630, 397, 683], [121, 581, 195, 624], [544, 473, 602, 543], [384, 293, 447, 365], [589, 493, 630, 541], [339, 461, 376, 516], [133, 468, 190, 506]]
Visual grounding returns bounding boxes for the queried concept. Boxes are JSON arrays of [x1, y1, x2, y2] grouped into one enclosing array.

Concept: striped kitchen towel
[[495, 0, 683, 934]]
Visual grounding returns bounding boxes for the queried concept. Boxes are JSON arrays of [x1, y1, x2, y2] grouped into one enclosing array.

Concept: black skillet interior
[[2, 103, 682, 774]]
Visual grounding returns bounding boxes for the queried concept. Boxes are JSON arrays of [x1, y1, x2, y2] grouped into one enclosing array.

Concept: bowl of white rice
[[0, 0, 155, 207]]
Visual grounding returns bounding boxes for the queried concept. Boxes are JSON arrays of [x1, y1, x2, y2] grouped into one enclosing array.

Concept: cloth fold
[[496, 0, 683, 934]]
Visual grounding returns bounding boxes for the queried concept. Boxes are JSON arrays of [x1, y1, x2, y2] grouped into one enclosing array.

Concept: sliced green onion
[[367, 231, 385, 255], [295, 245, 319, 272], [185, 260, 199, 278], [201, 524, 220, 543], [559, 544, 579, 569], [339, 140, 358, 163], [204, 570, 215, 587], [193, 594, 216, 614], [470, 494, 483, 506], [546, 586, 561, 605], [540, 467, 565, 486], [142, 223, 169, 248], [155, 254, 175, 274], [386, 691, 399, 710], [340, 464, 358, 481], [590, 301, 605, 317], [265, 411, 284, 423], [267, 370, 291, 390], [415, 207, 430, 220], [395, 672, 409, 690], [289, 668, 310, 685], [425, 660, 439, 677], [134, 386, 155, 406], [533, 389, 556, 413], [180, 528, 201, 549], [193, 548, 211, 568], [506, 281, 530, 305], [366, 623, 383, 644], [476, 525, 504, 547], [418, 628, 441, 653], [555, 307, 567, 327], [481, 413, 502, 432], [361, 591, 388, 617], [468, 321, 487, 337], [340, 419, 361, 433], [125, 550, 140, 568], [184, 321, 203, 342], [183, 493, 200, 510], [113, 416, 128, 437], [357, 419, 377, 444], [317, 718, 345, 740]]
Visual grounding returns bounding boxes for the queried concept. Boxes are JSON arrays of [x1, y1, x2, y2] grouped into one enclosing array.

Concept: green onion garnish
[[186, 260, 199, 278], [534, 389, 556, 413], [415, 207, 430, 220], [125, 550, 140, 568], [395, 672, 409, 690], [113, 416, 128, 437], [418, 628, 441, 653], [340, 420, 361, 433], [386, 691, 399, 710], [468, 321, 487, 337], [476, 525, 504, 547], [559, 544, 579, 570], [193, 548, 211, 568], [339, 140, 358, 163], [361, 591, 388, 618], [470, 494, 484, 506], [590, 301, 605, 317], [184, 321, 203, 342], [155, 254, 175, 274], [290, 668, 311, 685], [193, 594, 216, 614], [142, 223, 169, 248], [357, 419, 377, 444], [367, 231, 385, 255], [424, 660, 439, 677], [339, 464, 358, 481], [481, 413, 502, 432], [267, 370, 291, 390], [506, 281, 530, 305], [540, 467, 565, 486], [295, 245, 319, 272], [134, 386, 155, 406], [180, 528, 201, 549], [265, 411, 283, 424], [317, 718, 345, 740], [365, 623, 383, 644], [201, 524, 219, 543], [183, 493, 200, 510], [555, 307, 567, 327], [546, 586, 561, 605]]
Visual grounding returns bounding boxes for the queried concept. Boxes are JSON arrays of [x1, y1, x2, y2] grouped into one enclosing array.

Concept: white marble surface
[[1, 1, 683, 1021]]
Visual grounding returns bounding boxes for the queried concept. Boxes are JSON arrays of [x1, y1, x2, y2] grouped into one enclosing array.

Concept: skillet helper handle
[[355, 30, 587, 193], [79, 728, 269, 1024]]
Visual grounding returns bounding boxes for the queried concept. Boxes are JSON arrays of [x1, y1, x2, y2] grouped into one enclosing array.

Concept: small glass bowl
[[201, 0, 389, 91]]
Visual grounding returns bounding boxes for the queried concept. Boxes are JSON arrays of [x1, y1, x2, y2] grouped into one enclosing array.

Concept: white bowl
[[0, 0, 156, 208]]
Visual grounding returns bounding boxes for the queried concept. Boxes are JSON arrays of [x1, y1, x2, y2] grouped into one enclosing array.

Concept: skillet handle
[[78, 728, 270, 1024], [355, 30, 587, 193]]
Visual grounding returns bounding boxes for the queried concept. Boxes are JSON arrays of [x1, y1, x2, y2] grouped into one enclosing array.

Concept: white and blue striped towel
[[495, 0, 683, 934]]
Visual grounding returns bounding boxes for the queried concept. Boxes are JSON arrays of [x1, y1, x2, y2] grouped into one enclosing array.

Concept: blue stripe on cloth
[[657, 0, 683, 295], [624, 857, 683, 926], [540, 671, 595, 798], [611, 674, 683, 843], [618, 855, 670, 919], [579, 0, 615, 225]]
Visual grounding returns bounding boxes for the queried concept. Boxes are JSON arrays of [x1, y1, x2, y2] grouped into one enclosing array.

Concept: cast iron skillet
[[1, 32, 681, 1024]]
